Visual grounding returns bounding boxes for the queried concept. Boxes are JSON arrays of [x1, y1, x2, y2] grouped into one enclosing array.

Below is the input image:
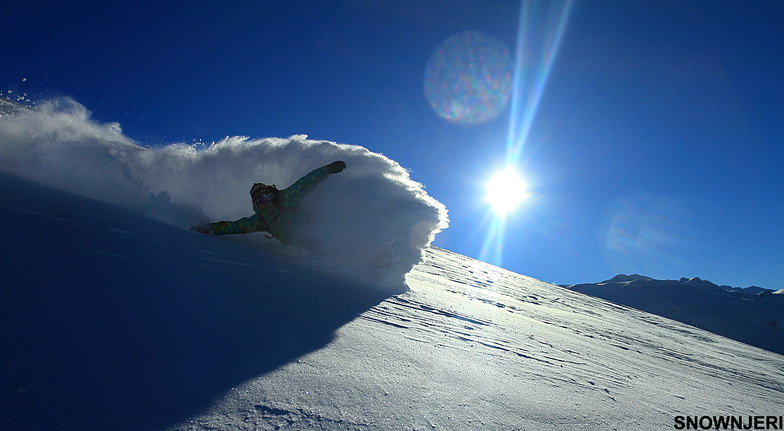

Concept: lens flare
[[424, 31, 514, 125]]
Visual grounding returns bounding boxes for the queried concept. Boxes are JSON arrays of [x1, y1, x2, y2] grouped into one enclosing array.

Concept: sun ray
[[506, 0, 575, 165], [479, 0, 574, 267]]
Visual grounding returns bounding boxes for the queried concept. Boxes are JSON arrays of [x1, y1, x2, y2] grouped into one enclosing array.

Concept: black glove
[[326, 160, 346, 174]]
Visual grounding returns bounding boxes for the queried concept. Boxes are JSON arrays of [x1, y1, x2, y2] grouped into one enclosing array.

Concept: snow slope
[[567, 275, 784, 356], [2, 174, 783, 431], [0, 173, 405, 430]]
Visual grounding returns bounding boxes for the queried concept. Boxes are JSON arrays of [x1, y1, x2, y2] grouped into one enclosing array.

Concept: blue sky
[[5, 1, 783, 288]]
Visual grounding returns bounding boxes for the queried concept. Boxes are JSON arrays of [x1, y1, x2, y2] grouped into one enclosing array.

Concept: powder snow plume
[[0, 98, 449, 287]]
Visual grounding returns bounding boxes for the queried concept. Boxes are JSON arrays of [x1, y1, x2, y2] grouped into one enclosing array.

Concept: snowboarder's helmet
[[250, 183, 279, 212]]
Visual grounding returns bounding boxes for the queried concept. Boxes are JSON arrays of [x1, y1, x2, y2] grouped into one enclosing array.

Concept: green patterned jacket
[[209, 165, 333, 244]]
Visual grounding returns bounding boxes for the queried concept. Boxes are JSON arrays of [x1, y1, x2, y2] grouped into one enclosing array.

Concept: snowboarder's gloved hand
[[326, 160, 346, 174]]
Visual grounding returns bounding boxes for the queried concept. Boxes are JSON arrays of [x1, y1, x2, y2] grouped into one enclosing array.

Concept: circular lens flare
[[424, 31, 513, 125], [485, 169, 529, 217]]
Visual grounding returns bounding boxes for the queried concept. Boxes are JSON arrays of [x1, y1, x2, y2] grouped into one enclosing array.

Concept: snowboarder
[[192, 160, 346, 244]]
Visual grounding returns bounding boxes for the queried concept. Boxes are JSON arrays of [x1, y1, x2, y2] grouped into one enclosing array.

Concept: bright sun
[[485, 169, 529, 217]]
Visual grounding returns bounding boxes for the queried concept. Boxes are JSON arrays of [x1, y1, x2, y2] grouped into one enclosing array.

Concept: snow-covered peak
[[600, 273, 654, 284], [722, 285, 771, 296], [677, 276, 718, 290]]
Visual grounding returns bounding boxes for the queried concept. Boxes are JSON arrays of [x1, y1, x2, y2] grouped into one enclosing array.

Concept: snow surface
[[2, 172, 783, 431], [0, 98, 448, 286]]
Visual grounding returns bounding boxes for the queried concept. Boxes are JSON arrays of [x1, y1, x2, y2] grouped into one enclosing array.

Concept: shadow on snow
[[0, 173, 402, 430]]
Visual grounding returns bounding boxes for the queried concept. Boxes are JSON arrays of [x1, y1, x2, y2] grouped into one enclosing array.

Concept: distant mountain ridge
[[599, 273, 778, 298], [565, 274, 784, 355]]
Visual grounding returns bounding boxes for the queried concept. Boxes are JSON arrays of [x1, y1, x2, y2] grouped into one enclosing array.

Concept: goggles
[[254, 191, 275, 206]]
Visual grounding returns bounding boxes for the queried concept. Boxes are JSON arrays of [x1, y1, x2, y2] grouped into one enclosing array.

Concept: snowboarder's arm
[[210, 214, 265, 235], [278, 161, 345, 207]]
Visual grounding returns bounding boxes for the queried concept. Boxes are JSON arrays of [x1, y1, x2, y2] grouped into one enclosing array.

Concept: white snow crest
[[0, 98, 449, 287]]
